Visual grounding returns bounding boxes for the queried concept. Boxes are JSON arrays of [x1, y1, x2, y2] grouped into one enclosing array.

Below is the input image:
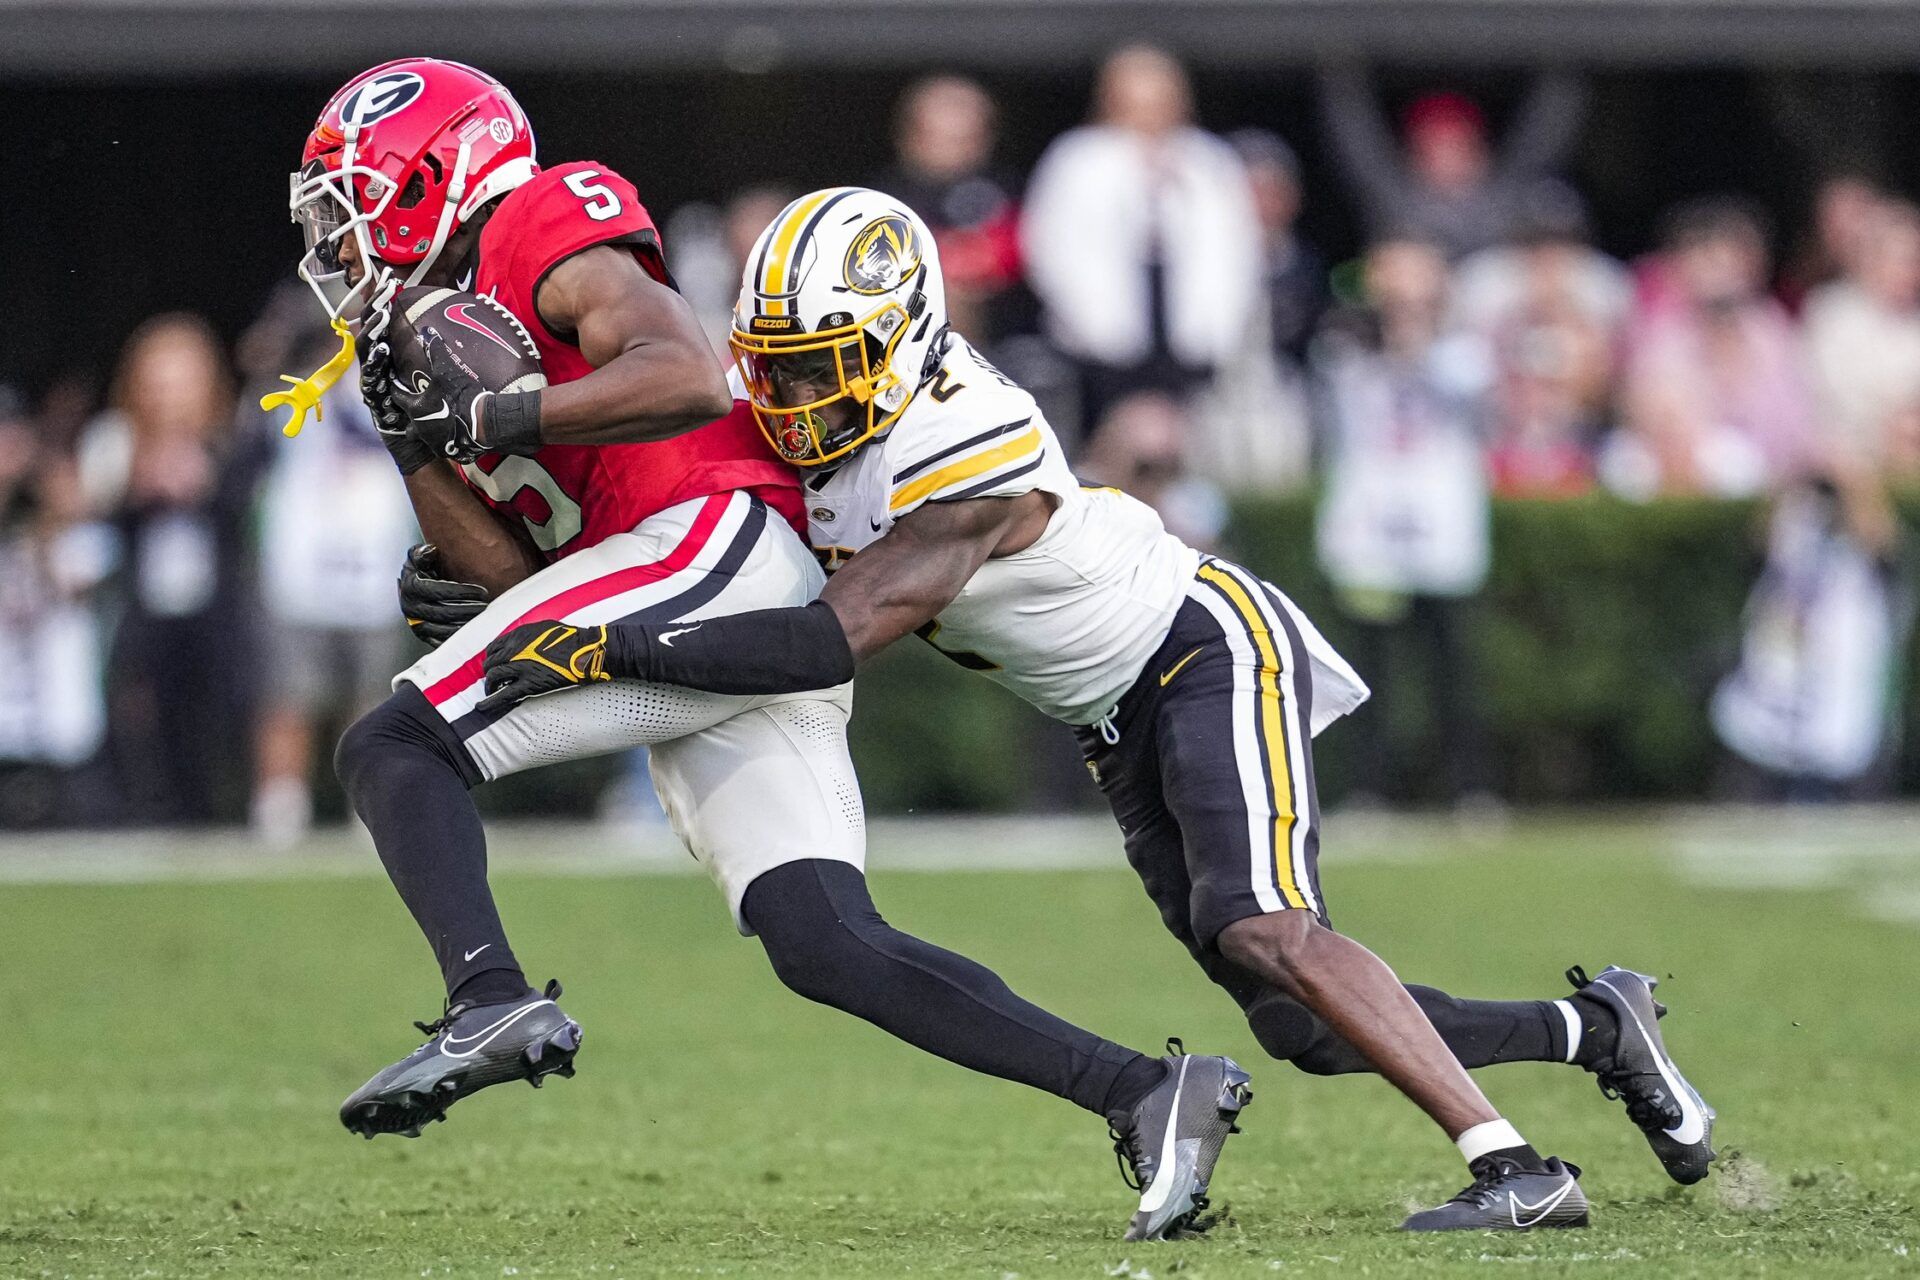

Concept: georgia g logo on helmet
[[337, 71, 426, 129], [844, 216, 922, 295]]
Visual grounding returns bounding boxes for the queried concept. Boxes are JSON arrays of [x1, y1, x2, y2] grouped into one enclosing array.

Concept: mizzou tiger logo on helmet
[[844, 215, 921, 295]]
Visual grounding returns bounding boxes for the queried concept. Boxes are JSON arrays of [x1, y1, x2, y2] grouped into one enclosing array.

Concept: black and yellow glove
[[478, 621, 612, 712]]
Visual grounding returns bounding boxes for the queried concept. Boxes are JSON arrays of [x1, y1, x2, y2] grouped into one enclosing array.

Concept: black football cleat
[[1401, 1155, 1589, 1232], [1107, 1040, 1254, 1241], [340, 979, 581, 1139], [1569, 964, 1717, 1184]]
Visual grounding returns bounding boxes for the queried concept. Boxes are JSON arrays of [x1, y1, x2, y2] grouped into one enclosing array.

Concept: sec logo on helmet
[[843, 215, 921, 295], [338, 72, 426, 129]]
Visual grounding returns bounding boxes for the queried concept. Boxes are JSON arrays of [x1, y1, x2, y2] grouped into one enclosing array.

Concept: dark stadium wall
[[9, 65, 1920, 394]]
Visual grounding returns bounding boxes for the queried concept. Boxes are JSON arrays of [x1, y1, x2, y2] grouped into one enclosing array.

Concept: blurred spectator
[[1318, 66, 1587, 261], [1780, 172, 1883, 311], [0, 387, 113, 827], [243, 296, 418, 846], [1185, 129, 1323, 494], [1077, 391, 1228, 550], [1021, 44, 1262, 436], [1452, 182, 1627, 496], [82, 315, 264, 826], [1803, 198, 1920, 476], [874, 75, 1024, 344], [1232, 130, 1330, 365], [666, 185, 794, 354], [1311, 235, 1493, 803], [1611, 197, 1815, 498], [1712, 472, 1910, 801]]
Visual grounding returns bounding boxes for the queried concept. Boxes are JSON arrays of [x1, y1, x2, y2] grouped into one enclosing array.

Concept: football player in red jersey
[[284, 59, 1227, 1236]]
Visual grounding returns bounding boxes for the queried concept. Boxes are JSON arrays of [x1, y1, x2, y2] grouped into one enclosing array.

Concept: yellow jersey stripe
[[889, 426, 1042, 513], [760, 189, 835, 317], [1196, 563, 1306, 910]]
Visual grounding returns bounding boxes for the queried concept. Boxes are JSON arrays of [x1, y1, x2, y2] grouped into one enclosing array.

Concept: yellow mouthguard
[[261, 316, 356, 438]]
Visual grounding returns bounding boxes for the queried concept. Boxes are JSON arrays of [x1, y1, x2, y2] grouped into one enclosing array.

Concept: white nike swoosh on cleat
[[438, 1001, 554, 1059], [1508, 1178, 1577, 1228], [1134, 1058, 1191, 1215], [1594, 972, 1708, 1145]]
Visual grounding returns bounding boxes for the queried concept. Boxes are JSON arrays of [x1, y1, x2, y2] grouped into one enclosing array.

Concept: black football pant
[[1077, 561, 1582, 1075]]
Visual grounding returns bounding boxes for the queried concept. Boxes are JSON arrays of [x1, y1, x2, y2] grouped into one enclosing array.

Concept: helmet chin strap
[[405, 140, 473, 289]]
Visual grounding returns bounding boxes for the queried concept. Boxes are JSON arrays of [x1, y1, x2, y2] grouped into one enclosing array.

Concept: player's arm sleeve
[[886, 415, 1049, 519], [602, 600, 854, 695]]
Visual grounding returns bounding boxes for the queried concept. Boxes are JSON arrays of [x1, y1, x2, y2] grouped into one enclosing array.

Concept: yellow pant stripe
[[1196, 563, 1306, 910]]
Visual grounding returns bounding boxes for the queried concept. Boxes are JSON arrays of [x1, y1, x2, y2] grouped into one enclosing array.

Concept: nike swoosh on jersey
[[1159, 646, 1207, 686]]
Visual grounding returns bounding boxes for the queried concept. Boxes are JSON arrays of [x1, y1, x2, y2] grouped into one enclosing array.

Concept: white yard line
[[3, 806, 1916, 917], [0, 812, 1442, 885]]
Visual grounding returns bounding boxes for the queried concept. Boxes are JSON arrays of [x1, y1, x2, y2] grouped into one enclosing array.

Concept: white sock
[[1456, 1118, 1528, 1164], [1553, 999, 1583, 1063]]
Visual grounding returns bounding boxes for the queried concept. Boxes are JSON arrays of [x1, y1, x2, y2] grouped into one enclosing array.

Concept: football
[[385, 286, 547, 397]]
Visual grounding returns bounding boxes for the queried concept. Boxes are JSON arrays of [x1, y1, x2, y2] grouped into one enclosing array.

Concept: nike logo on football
[[444, 303, 525, 358], [464, 944, 492, 962], [1507, 1178, 1577, 1228], [658, 625, 700, 647], [1159, 646, 1206, 686]]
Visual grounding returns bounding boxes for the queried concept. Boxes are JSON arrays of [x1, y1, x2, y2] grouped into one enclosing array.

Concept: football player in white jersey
[[474, 188, 1716, 1230]]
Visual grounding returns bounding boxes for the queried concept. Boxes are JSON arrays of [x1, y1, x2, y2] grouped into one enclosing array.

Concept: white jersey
[[787, 337, 1200, 724]]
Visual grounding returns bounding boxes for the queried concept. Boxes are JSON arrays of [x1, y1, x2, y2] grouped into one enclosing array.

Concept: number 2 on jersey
[[563, 170, 622, 222]]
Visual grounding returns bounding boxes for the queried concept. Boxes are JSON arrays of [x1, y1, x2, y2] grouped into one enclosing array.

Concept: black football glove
[[477, 621, 612, 712], [360, 337, 435, 475], [389, 330, 492, 464], [398, 543, 491, 649]]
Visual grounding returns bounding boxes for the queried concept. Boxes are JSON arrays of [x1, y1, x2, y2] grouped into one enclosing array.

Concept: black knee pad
[[334, 686, 474, 795], [1244, 990, 1327, 1066]]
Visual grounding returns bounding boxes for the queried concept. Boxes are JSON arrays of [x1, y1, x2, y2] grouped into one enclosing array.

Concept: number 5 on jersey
[[461, 455, 585, 553], [563, 169, 623, 222]]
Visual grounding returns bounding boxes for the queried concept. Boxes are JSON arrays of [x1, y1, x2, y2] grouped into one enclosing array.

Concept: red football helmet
[[291, 58, 537, 322]]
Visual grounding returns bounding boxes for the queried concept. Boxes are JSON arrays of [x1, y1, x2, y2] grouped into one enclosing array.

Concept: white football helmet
[[730, 187, 947, 467]]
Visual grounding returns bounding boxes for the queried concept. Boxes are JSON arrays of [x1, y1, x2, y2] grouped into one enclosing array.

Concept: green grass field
[[2, 813, 1916, 1278]]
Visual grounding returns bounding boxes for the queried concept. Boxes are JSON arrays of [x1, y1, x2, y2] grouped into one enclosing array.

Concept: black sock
[[1105, 1055, 1172, 1116], [1248, 985, 1566, 1075], [335, 687, 531, 1005], [743, 859, 1152, 1117], [451, 967, 539, 1010], [1481, 1142, 1549, 1173], [1562, 993, 1621, 1069]]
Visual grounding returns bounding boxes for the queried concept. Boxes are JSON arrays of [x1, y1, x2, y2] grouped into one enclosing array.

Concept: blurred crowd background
[[6, 41, 1920, 834]]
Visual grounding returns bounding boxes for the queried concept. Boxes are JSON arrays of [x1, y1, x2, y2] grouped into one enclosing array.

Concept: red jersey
[[459, 161, 800, 560]]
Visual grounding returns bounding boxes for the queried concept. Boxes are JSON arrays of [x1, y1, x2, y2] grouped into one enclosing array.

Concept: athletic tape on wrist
[[485, 390, 544, 456]]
